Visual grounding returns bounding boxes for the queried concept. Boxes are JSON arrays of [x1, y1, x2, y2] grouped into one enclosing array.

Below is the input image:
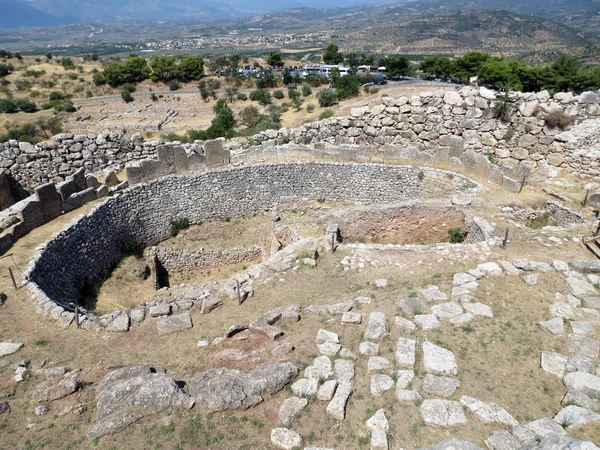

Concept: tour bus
[[300, 65, 350, 79]]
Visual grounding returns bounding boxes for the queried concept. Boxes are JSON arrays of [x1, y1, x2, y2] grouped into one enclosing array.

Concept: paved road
[[72, 79, 455, 104]]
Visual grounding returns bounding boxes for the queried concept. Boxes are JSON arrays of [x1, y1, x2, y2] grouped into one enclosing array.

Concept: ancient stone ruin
[[1, 85, 600, 450]]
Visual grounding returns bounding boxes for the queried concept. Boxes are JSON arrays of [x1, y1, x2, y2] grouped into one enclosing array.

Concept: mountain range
[[0, 0, 407, 28], [0, 0, 598, 36]]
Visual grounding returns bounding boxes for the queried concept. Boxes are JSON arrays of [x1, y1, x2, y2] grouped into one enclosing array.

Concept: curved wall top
[[26, 162, 479, 314]]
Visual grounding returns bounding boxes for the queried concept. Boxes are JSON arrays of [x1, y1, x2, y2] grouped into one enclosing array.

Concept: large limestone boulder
[[564, 372, 600, 399], [443, 91, 463, 106], [88, 365, 194, 437], [190, 361, 298, 411]]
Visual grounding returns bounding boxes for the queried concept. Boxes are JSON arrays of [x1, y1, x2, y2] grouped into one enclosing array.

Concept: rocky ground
[[0, 175, 600, 450]]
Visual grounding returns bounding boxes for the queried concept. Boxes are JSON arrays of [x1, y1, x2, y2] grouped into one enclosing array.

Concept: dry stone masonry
[[242, 87, 600, 185], [25, 161, 479, 329]]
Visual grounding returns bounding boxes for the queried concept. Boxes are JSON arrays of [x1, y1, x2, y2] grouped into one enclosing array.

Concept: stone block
[[475, 154, 490, 179], [140, 159, 167, 181], [96, 185, 109, 198], [86, 174, 100, 189], [0, 231, 14, 255], [205, 139, 229, 167], [62, 187, 97, 213], [125, 164, 145, 185], [0, 172, 13, 210], [503, 176, 519, 192], [34, 182, 62, 222], [157, 145, 175, 168], [173, 146, 189, 173], [433, 146, 450, 166], [104, 170, 120, 187], [71, 167, 87, 191], [187, 154, 206, 171], [15, 199, 44, 236], [57, 179, 78, 201]]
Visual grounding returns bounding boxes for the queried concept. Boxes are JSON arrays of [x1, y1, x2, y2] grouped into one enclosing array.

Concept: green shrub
[[237, 93, 248, 101], [306, 103, 315, 113], [168, 80, 180, 91], [448, 228, 465, 243], [317, 89, 338, 107], [240, 105, 261, 128], [0, 98, 17, 113], [14, 79, 32, 91], [249, 89, 271, 105], [273, 90, 284, 99], [121, 89, 134, 103], [170, 218, 190, 237], [319, 109, 334, 120], [525, 212, 550, 229], [23, 69, 45, 78], [334, 74, 361, 100], [48, 91, 66, 101], [0, 97, 37, 113], [34, 338, 48, 346], [301, 85, 312, 97], [42, 99, 76, 112], [14, 98, 37, 113], [122, 83, 137, 93], [60, 57, 75, 70], [288, 88, 301, 100]]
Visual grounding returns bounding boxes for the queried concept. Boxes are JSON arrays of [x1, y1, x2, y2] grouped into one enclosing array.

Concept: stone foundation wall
[[244, 87, 600, 182], [0, 133, 228, 194], [149, 246, 263, 272], [25, 161, 480, 326], [3, 87, 600, 200]]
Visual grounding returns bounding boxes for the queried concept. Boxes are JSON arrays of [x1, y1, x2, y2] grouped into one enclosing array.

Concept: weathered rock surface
[[326, 381, 352, 420], [523, 433, 600, 449], [553, 405, 600, 428], [156, 312, 192, 335], [567, 276, 598, 298], [460, 395, 518, 426], [317, 380, 338, 401], [538, 317, 565, 335], [541, 351, 568, 378], [420, 399, 467, 427], [396, 337, 416, 368], [279, 396, 308, 426], [511, 418, 567, 444], [366, 408, 389, 431], [271, 428, 303, 450], [423, 374, 460, 397], [434, 438, 483, 450], [34, 378, 81, 402], [291, 378, 318, 398], [484, 430, 521, 450], [364, 312, 388, 341], [370, 374, 394, 396], [305, 356, 333, 381], [190, 362, 298, 411], [423, 342, 458, 376], [415, 314, 441, 330], [0, 342, 23, 357], [564, 372, 600, 399], [88, 365, 194, 437]]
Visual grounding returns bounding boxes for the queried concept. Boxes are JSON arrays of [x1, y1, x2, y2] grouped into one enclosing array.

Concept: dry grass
[[544, 109, 573, 130]]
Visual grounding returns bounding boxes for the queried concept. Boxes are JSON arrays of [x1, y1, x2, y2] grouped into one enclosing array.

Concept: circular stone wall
[[26, 162, 479, 317]]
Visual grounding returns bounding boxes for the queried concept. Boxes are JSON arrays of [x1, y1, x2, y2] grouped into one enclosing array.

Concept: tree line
[[93, 55, 205, 87], [420, 52, 600, 94]]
